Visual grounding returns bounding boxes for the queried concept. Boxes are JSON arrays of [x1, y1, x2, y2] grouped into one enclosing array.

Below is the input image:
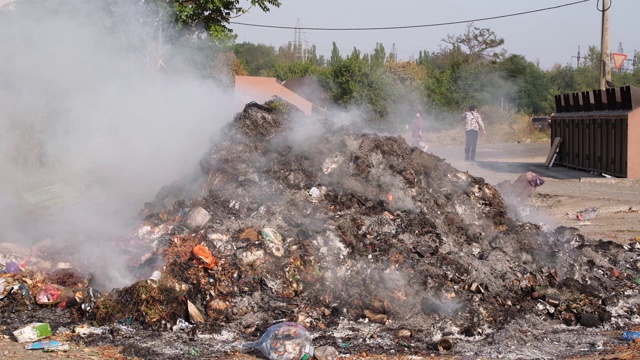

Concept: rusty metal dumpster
[[551, 86, 640, 178]]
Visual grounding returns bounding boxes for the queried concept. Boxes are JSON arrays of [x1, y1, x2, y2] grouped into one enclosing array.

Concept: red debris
[[192, 244, 217, 269]]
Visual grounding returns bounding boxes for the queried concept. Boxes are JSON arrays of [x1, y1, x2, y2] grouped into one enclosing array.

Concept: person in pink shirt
[[411, 112, 424, 147]]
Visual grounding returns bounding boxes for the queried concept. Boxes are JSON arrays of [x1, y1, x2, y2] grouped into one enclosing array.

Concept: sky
[[230, 0, 638, 70]]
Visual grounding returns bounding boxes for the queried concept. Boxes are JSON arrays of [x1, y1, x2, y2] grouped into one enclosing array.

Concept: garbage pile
[[2, 99, 640, 359]]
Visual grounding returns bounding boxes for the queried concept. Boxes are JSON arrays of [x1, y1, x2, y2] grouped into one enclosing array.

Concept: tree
[[546, 64, 578, 95], [384, 59, 427, 122], [233, 42, 278, 76], [499, 54, 553, 114], [147, 0, 281, 38], [271, 60, 320, 80], [442, 23, 505, 63], [328, 42, 342, 67]]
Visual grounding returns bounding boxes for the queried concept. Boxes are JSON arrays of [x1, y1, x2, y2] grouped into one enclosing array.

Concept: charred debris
[[2, 99, 640, 359]]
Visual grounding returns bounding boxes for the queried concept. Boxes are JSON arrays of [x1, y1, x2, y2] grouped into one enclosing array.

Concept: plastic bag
[[256, 322, 313, 360]]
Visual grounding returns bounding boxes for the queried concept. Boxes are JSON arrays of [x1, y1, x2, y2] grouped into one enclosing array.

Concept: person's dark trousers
[[465, 129, 479, 160]]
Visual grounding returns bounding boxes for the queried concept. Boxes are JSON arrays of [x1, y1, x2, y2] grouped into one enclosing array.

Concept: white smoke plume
[[0, 1, 233, 289]]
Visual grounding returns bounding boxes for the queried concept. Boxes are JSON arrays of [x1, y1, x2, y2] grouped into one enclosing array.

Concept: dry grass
[[423, 110, 550, 148]]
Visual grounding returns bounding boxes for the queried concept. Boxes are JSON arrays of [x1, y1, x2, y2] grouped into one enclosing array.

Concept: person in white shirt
[[461, 105, 486, 161]]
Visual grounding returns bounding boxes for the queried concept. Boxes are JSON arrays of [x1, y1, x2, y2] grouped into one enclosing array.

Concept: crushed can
[[13, 323, 53, 343], [256, 322, 313, 360], [147, 271, 162, 287]]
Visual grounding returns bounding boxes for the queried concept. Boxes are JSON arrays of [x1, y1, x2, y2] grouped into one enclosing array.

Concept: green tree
[[271, 60, 321, 80], [233, 42, 278, 76], [499, 54, 553, 114], [146, 0, 281, 38], [328, 42, 342, 67], [324, 45, 391, 121], [546, 64, 578, 95]]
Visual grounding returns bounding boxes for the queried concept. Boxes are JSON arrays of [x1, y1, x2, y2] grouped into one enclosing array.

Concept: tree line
[[231, 23, 640, 129], [4, 1, 640, 130]]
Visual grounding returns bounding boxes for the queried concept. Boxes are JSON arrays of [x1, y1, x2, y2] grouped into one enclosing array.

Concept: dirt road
[[429, 142, 640, 243]]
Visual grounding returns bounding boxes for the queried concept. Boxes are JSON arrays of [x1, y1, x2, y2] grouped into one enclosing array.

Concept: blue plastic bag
[[622, 331, 640, 341]]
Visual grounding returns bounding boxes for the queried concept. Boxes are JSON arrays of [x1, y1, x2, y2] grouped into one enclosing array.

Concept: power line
[[231, 0, 591, 31]]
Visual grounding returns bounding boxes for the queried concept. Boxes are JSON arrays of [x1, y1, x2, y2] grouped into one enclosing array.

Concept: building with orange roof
[[234, 76, 314, 116]]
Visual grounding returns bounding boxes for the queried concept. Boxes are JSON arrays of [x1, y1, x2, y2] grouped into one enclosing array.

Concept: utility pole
[[599, 0, 611, 90]]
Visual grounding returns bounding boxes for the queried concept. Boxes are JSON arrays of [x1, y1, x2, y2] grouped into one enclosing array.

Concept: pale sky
[[230, 0, 638, 70]]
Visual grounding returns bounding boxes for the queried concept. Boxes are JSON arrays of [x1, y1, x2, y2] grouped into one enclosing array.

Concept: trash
[[172, 318, 194, 332], [322, 154, 343, 174], [187, 300, 205, 324], [113, 323, 136, 336], [576, 207, 597, 221], [147, 270, 162, 287], [74, 324, 107, 337], [5, 97, 640, 359], [188, 347, 201, 356], [469, 282, 485, 294], [579, 313, 601, 328], [13, 323, 53, 343], [43, 344, 71, 352], [610, 268, 620, 278], [183, 206, 212, 230], [35, 284, 82, 308], [5, 259, 21, 273], [313, 345, 339, 360], [261, 228, 284, 257], [496, 171, 545, 200], [0, 276, 15, 299], [363, 309, 388, 324], [395, 329, 412, 339], [0, 242, 31, 262], [40, 343, 71, 352], [192, 244, 217, 269], [255, 322, 313, 360], [545, 296, 561, 307], [622, 331, 640, 341], [437, 336, 454, 352], [35, 284, 62, 305], [307, 187, 324, 202], [25, 340, 62, 350]]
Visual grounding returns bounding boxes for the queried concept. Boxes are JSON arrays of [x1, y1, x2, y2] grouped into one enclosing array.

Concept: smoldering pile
[[2, 99, 640, 359]]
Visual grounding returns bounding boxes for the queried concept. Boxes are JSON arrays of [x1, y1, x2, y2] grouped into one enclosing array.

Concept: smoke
[[0, 1, 233, 289]]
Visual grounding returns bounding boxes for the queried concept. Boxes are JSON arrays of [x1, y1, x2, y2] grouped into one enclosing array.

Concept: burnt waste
[[2, 99, 640, 359]]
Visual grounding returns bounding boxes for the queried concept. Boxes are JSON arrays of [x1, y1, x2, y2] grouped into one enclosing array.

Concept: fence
[[550, 86, 640, 178]]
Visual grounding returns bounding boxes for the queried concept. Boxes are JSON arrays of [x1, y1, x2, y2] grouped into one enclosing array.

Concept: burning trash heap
[[2, 99, 640, 359]]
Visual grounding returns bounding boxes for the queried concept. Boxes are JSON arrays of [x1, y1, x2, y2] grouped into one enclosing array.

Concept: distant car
[[531, 116, 551, 131]]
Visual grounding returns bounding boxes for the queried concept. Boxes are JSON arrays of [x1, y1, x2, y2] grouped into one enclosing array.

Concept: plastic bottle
[[622, 331, 640, 341], [255, 322, 313, 360]]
